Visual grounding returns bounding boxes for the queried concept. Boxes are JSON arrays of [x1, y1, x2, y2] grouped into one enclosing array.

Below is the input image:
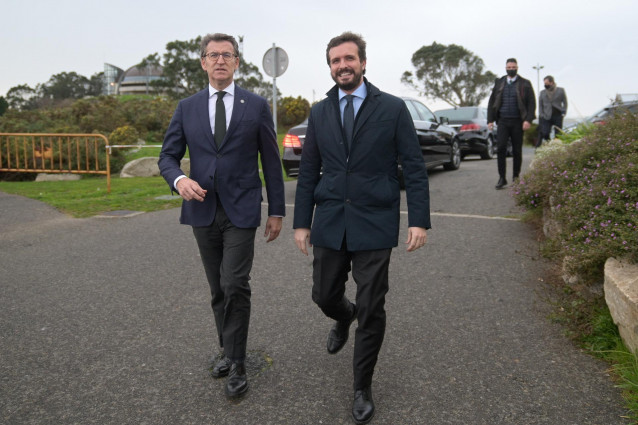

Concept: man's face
[[544, 78, 553, 88], [506, 62, 518, 73], [328, 41, 366, 93], [201, 40, 239, 89]]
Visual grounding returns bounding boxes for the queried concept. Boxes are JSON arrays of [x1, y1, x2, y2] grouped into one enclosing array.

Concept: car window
[[403, 100, 422, 122], [413, 100, 437, 122], [435, 108, 477, 120]]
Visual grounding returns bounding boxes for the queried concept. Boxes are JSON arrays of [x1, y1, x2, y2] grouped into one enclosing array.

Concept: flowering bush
[[513, 113, 638, 283]]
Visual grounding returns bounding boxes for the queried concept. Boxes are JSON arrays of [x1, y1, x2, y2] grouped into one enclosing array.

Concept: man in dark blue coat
[[159, 33, 285, 399], [293, 32, 431, 424]]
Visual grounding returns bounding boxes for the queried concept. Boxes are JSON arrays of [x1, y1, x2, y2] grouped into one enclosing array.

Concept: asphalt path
[[0, 149, 630, 424]]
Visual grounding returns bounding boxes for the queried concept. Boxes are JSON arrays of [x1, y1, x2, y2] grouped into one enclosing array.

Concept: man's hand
[[264, 217, 283, 242], [522, 121, 531, 131], [405, 227, 427, 252], [487, 122, 494, 131], [176, 178, 207, 202], [294, 228, 311, 256]]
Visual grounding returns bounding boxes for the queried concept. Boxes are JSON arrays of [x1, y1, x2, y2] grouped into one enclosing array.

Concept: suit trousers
[[496, 117, 524, 179], [192, 198, 256, 363], [312, 243, 391, 390]]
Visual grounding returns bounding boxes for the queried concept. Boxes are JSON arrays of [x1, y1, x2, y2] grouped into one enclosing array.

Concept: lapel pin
[[240, 99, 245, 104]]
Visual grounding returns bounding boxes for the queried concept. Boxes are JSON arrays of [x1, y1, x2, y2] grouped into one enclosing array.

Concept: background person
[[487, 58, 536, 189], [293, 31, 431, 425], [538, 75, 568, 146], [158, 32, 285, 399]]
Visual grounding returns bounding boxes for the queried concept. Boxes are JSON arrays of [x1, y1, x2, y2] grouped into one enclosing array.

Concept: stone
[[35, 173, 81, 182], [120, 157, 190, 178], [604, 258, 638, 354]]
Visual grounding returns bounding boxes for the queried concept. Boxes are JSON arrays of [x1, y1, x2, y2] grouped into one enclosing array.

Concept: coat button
[[346, 199, 351, 203]]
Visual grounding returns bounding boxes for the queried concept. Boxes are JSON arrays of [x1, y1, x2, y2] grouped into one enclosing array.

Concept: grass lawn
[[0, 130, 294, 218], [0, 176, 181, 218]]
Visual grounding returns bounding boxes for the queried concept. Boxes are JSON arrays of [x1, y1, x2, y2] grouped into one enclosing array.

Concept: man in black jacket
[[294, 32, 430, 424], [487, 58, 536, 189]]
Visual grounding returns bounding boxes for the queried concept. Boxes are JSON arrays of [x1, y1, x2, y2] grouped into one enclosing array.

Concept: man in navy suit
[[293, 32, 431, 424], [159, 33, 285, 399]]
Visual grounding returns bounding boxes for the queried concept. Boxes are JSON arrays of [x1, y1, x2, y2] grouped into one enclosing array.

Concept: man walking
[[158, 33, 285, 399], [487, 58, 536, 189], [293, 32, 430, 424], [538, 75, 568, 146]]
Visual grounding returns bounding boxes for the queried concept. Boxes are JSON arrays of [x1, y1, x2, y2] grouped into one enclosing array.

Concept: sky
[[1, 0, 637, 120]]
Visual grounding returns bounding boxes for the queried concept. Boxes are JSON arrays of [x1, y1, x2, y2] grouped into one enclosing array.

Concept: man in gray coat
[[538, 75, 568, 146]]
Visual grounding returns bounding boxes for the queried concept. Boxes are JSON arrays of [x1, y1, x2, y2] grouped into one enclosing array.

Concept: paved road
[[0, 150, 630, 424]]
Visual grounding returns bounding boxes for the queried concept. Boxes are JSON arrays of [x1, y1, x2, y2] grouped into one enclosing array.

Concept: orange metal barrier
[[0, 133, 111, 192]]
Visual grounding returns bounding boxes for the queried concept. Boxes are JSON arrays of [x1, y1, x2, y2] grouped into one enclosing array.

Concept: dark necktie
[[215, 91, 226, 148], [343, 94, 355, 149]]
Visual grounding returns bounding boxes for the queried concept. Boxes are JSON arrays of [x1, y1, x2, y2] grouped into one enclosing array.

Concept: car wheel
[[443, 140, 461, 171], [480, 136, 497, 160]]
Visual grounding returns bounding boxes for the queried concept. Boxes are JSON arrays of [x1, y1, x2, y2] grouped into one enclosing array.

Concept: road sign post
[[262, 45, 288, 131]]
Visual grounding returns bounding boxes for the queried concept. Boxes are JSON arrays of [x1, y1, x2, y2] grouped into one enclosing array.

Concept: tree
[[6, 84, 37, 110], [87, 72, 104, 97], [153, 37, 207, 98], [40, 71, 91, 100], [0, 96, 8, 116], [278, 96, 310, 127], [402, 42, 497, 107], [138, 53, 161, 95]]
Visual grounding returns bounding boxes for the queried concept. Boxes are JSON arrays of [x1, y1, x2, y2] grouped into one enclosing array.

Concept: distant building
[[103, 63, 124, 95], [103, 63, 165, 95]]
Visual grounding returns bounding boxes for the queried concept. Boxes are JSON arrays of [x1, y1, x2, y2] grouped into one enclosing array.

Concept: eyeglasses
[[203, 52, 236, 62]]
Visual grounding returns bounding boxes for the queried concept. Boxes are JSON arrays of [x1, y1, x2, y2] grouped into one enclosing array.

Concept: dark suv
[[281, 97, 460, 178]]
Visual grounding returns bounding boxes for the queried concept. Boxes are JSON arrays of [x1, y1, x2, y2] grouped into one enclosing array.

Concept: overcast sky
[[2, 0, 636, 119]]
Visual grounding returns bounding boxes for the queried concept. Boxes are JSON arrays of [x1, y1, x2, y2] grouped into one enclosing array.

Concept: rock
[[604, 258, 638, 354], [35, 173, 81, 182], [120, 157, 190, 178]]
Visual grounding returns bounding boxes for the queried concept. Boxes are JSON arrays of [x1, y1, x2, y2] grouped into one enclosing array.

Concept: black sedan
[[282, 97, 460, 178], [434, 106, 497, 160]]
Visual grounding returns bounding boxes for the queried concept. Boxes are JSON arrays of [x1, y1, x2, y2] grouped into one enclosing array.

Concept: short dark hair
[[543, 75, 555, 83], [200, 33, 239, 58], [326, 31, 367, 68], [506, 58, 518, 64]]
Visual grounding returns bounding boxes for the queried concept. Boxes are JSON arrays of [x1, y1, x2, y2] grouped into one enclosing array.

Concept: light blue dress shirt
[[339, 83, 367, 124]]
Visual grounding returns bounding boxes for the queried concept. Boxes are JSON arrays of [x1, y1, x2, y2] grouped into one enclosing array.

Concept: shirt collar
[[507, 76, 518, 84], [209, 81, 235, 98], [339, 81, 367, 102]]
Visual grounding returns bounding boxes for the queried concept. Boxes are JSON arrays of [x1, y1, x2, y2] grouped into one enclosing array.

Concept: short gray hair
[[200, 33, 239, 58]]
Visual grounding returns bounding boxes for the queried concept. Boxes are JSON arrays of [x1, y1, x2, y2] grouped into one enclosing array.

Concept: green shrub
[[513, 112, 638, 283]]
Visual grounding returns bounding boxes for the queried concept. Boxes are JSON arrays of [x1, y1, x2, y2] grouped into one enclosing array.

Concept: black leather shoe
[[225, 363, 248, 398], [327, 306, 357, 354], [210, 356, 231, 378], [495, 177, 507, 190], [352, 387, 375, 424]]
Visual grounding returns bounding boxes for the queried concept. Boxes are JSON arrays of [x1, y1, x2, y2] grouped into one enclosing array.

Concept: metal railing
[[0, 133, 112, 192]]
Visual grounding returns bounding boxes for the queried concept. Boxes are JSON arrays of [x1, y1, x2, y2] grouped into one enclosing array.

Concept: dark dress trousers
[[294, 79, 431, 389], [159, 86, 285, 362]]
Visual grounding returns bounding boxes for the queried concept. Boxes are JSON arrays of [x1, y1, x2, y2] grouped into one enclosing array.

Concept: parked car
[[281, 97, 460, 178], [564, 97, 638, 133], [434, 106, 497, 160]]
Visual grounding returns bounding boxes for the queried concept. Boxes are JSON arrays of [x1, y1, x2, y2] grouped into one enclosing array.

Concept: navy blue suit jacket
[[293, 80, 430, 251], [159, 85, 285, 228]]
